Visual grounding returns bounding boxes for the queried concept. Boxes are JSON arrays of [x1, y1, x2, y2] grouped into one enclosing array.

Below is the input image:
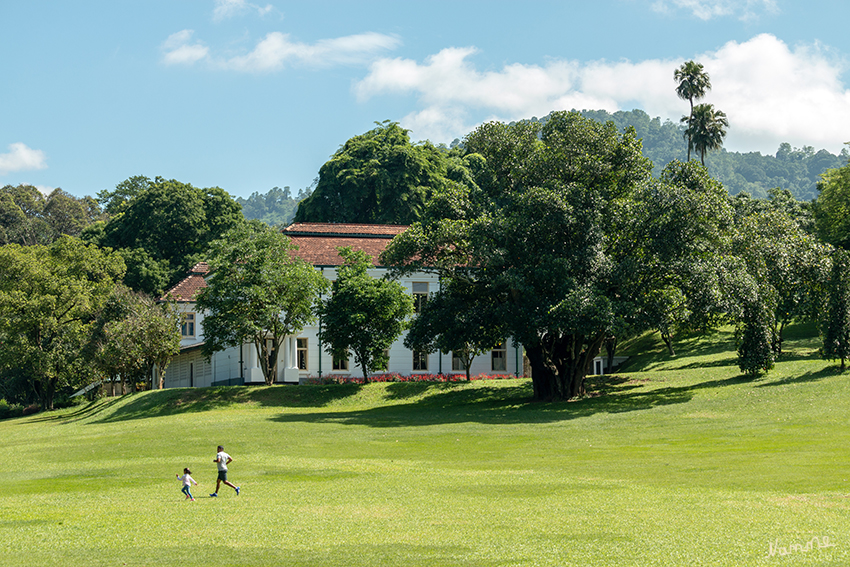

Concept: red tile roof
[[283, 223, 407, 267], [160, 225, 408, 300], [160, 262, 210, 302]]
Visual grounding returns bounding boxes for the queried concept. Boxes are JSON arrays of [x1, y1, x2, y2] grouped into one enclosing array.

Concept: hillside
[[1, 324, 848, 565], [527, 109, 848, 201]]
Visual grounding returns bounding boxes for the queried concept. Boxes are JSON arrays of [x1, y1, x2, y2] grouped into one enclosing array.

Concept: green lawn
[[2, 324, 849, 566]]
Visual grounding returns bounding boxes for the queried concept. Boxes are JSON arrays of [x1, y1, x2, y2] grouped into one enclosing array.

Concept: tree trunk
[[525, 345, 558, 401], [605, 336, 617, 374], [661, 331, 676, 356]]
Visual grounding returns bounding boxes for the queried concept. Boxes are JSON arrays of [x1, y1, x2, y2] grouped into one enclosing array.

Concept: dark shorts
[[218, 470, 228, 481]]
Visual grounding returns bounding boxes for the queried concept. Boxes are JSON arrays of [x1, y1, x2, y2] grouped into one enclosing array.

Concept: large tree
[[97, 176, 244, 295], [674, 60, 712, 161], [88, 285, 182, 392], [0, 237, 125, 409], [814, 159, 850, 250], [0, 184, 101, 245], [195, 221, 328, 385], [682, 103, 728, 166], [384, 113, 734, 400], [294, 121, 464, 225], [320, 247, 413, 383], [823, 248, 850, 371]]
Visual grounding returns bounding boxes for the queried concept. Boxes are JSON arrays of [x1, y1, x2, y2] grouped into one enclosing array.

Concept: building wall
[[163, 267, 522, 389]]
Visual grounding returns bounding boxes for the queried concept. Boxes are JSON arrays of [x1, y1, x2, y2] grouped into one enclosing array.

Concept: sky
[[2, 0, 850, 200]]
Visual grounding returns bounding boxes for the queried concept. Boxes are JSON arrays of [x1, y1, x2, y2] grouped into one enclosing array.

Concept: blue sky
[[2, 0, 850, 199]]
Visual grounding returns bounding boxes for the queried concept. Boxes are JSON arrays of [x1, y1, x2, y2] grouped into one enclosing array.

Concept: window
[[297, 338, 308, 371], [491, 341, 507, 371], [181, 313, 196, 337], [452, 352, 466, 371], [413, 350, 428, 371], [412, 282, 428, 314], [333, 351, 349, 371]]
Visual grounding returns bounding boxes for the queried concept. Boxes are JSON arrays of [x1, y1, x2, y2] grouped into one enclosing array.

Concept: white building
[[161, 223, 523, 389]]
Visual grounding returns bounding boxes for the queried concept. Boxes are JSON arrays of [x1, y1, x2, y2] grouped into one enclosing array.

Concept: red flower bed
[[302, 373, 520, 385]]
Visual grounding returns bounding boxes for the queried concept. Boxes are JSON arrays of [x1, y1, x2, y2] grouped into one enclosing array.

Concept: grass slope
[[2, 324, 848, 566]]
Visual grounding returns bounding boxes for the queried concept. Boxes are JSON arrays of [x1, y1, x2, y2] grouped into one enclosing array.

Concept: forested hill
[[526, 109, 848, 202]]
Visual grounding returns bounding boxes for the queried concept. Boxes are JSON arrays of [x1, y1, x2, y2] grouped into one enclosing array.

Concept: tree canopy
[[814, 159, 850, 250], [294, 121, 466, 225], [385, 112, 735, 400], [95, 176, 244, 296], [0, 237, 126, 409], [320, 247, 413, 383], [196, 221, 328, 385], [0, 184, 101, 246]]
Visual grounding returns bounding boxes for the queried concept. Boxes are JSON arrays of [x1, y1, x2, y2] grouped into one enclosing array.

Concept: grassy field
[[2, 324, 849, 566]]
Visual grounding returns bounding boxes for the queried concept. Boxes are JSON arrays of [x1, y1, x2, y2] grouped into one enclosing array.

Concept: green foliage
[[814, 158, 850, 250], [0, 184, 102, 245], [822, 248, 850, 370], [387, 113, 733, 401], [237, 184, 314, 227], [674, 60, 712, 162], [682, 103, 728, 166], [404, 278, 507, 380], [0, 237, 126, 409], [736, 296, 776, 377], [88, 285, 182, 390], [196, 221, 329, 385], [529, 110, 847, 200], [294, 121, 461, 225], [97, 176, 245, 296], [320, 247, 414, 382], [2, 324, 849, 566]]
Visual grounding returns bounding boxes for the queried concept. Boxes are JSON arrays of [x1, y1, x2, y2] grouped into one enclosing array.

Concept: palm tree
[[681, 103, 729, 166], [674, 61, 711, 161]]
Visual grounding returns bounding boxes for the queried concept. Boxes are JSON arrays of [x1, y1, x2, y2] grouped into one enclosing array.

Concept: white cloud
[[650, 0, 778, 21], [213, 0, 275, 22], [0, 143, 47, 176], [161, 30, 209, 65], [355, 34, 850, 154], [161, 28, 399, 71], [223, 31, 400, 71]]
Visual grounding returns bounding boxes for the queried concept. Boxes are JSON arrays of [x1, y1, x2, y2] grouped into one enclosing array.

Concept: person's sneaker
[[190, 498, 195, 501], [210, 493, 218, 497], [235, 487, 240, 495]]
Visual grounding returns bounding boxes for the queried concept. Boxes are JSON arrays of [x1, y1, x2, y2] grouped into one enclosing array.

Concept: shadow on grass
[[755, 365, 846, 388], [265, 374, 749, 428], [72, 383, 366, 423]]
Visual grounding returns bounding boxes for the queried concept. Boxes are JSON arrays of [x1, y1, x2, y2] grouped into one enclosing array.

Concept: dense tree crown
[[91, 176, 244, 296], [295, 121, 468, 225], [520, 110, 845, 201], [237, 184, 314, 227], [0, 237, 126, 410], [320, 248, 414, 383], [0, 184, 101, 245], [385, 111, 738, 400], [196, 221, 329, 385], [814, 158, 850, 250]]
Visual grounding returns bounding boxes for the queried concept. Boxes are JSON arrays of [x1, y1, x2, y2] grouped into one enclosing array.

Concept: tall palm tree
[[681, 103, 729, 166], [674, 61, 711, 161]]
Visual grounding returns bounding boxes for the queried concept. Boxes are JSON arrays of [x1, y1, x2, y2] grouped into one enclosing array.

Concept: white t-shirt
[[179, 474, 196, 487], [216, 451, 231, 471]]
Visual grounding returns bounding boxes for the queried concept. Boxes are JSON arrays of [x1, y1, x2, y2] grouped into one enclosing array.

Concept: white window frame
[[181, 313, 196, 338], [413, 350, 428, 371], [297, 338, 308, 371], [491, 341, 507, 372], [412, 282, 428, 314], [332, 351, 349, 371]]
